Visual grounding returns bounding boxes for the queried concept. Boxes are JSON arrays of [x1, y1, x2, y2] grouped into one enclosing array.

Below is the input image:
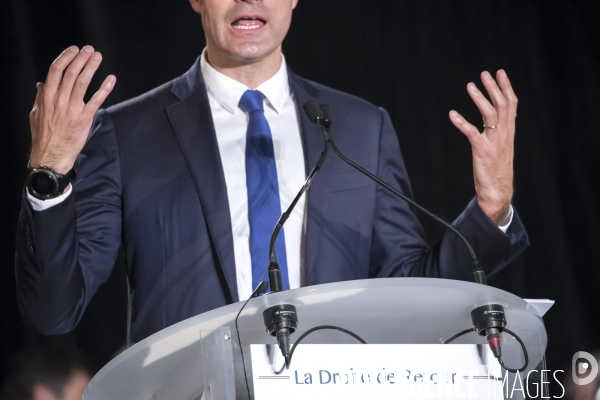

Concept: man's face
[[190, 0, 298, 64]]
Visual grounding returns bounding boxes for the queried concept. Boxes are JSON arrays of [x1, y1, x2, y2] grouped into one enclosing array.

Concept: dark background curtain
[[1, 0, 599, 395]]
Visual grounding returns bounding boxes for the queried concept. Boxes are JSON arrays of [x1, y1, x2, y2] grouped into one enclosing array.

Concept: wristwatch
[[26, 164, 76, 200]]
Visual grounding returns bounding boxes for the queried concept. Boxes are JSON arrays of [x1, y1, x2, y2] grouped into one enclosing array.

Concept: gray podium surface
[[83, 278, 547, 400]]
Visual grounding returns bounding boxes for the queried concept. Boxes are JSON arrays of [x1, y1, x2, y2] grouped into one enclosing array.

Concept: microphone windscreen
[[320, 104, 332, 125], [303, 99, 324, 124]]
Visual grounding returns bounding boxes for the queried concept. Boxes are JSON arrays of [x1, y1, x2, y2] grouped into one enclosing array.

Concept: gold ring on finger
[[483, 123, 499, 129]]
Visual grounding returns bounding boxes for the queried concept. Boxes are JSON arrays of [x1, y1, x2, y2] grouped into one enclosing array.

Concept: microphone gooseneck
[[303, 99, 487, 285], [265, 104, 330, 292], [235, 105, 331, 397], [258, 105, 331, 371], [303, 100, 527, 374]]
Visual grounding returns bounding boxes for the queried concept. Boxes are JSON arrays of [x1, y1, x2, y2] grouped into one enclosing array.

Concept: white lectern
[[83, 278, 548, 399]]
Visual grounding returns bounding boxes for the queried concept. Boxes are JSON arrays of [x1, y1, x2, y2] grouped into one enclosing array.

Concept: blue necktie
[[239, 90, 290, 292]]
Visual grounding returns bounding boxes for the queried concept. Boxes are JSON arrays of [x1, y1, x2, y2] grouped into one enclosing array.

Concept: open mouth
[[231, 16, 266, 31]]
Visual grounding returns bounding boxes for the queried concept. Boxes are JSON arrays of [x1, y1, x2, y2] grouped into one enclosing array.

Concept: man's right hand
[[29, 45, 116, 175]]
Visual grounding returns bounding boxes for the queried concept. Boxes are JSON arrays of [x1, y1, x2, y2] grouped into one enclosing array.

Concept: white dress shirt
[[27, 51, 513, 300], [200, 50, 306, 300]]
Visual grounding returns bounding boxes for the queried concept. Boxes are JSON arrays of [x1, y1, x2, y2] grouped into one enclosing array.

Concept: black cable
[[327, 139, 483, 275], [442, 328, 475, 344], [235, 277, 269, 400], [318, 129, 486, 284], [500, 328, 529, 373], [274, 325, 367, 373], [443, 327, 529, 373], [235, 310, 252, 400]]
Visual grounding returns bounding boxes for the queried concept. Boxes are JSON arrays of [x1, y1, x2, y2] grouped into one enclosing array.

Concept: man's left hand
[[449, 70, 518, 225]]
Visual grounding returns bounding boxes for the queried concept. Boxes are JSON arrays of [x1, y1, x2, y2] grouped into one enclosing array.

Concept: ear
[[189, 0, 202, 15]]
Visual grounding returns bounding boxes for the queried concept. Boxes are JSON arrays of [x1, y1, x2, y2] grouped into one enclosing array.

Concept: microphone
[[302, 99, 322, 123], [319, 104, 333, 128], [235, 129, 331, 396], [259, 105, 331, 369], [303, 100, 515, 365]]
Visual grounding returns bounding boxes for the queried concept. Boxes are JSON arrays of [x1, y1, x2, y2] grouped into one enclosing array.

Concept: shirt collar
[[200, 48, 290, 115]]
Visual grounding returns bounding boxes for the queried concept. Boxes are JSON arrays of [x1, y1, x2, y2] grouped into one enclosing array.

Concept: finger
[[466, 82, 498, 128], [56, 45, 95, 106], [449, 110, 481, 143], [480, 71, 508, 112], [34, 82, 44, 105], [30, 83, 44, 123], [480, 72, 511, 128], [496, 69, 518, 120], [32, 83, 44, 113], [44, 46, 79, 97], [84, 75, 117, 117], [70, 51, 103, 106]]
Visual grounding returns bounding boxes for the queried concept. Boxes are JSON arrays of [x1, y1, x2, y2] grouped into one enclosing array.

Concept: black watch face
[[31, 171, 58, 196]]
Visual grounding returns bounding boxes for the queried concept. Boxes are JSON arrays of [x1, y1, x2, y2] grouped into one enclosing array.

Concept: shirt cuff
[[497, 205, 514, 234], [26, 185, 72, 211]]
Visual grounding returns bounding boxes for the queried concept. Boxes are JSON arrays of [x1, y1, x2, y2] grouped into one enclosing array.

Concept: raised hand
[[29, 46, 116, 175], [449, 70, 518, 225]]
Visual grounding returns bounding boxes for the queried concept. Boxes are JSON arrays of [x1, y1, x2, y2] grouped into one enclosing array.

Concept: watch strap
[[56, 168, 75, 193]]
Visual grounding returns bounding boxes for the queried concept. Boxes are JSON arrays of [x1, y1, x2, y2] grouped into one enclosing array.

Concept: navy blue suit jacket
[[15, 59, 529, 344]]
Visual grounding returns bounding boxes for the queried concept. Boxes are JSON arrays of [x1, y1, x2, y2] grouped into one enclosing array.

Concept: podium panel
[[83, 278, 548, 400], [251, 344, 505, 399]]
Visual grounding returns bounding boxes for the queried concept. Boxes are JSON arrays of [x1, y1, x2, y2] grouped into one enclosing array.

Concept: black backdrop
[[2, 0, 599, 394]]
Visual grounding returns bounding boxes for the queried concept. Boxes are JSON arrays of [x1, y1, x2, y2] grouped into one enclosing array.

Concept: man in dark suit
[[16, 0, 528, 345]]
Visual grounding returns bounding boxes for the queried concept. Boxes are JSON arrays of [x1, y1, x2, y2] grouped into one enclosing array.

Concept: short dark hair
[[0, 344, 90, 400]]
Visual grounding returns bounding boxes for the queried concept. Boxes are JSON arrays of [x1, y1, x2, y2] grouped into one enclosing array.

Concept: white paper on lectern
[[523, 299, 555, 317], [251, 344, 505, 400]]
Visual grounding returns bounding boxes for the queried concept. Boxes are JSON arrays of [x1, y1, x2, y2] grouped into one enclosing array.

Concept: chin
[[230, 43, 275, 63]]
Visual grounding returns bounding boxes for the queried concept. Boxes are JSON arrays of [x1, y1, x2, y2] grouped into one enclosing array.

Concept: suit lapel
[[166, 60, 239, 302], [164, 62, 330, 300], [288, 71, 331, 285]]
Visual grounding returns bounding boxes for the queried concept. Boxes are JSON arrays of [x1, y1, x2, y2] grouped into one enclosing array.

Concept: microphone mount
[[263, 304, 299, 369]]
